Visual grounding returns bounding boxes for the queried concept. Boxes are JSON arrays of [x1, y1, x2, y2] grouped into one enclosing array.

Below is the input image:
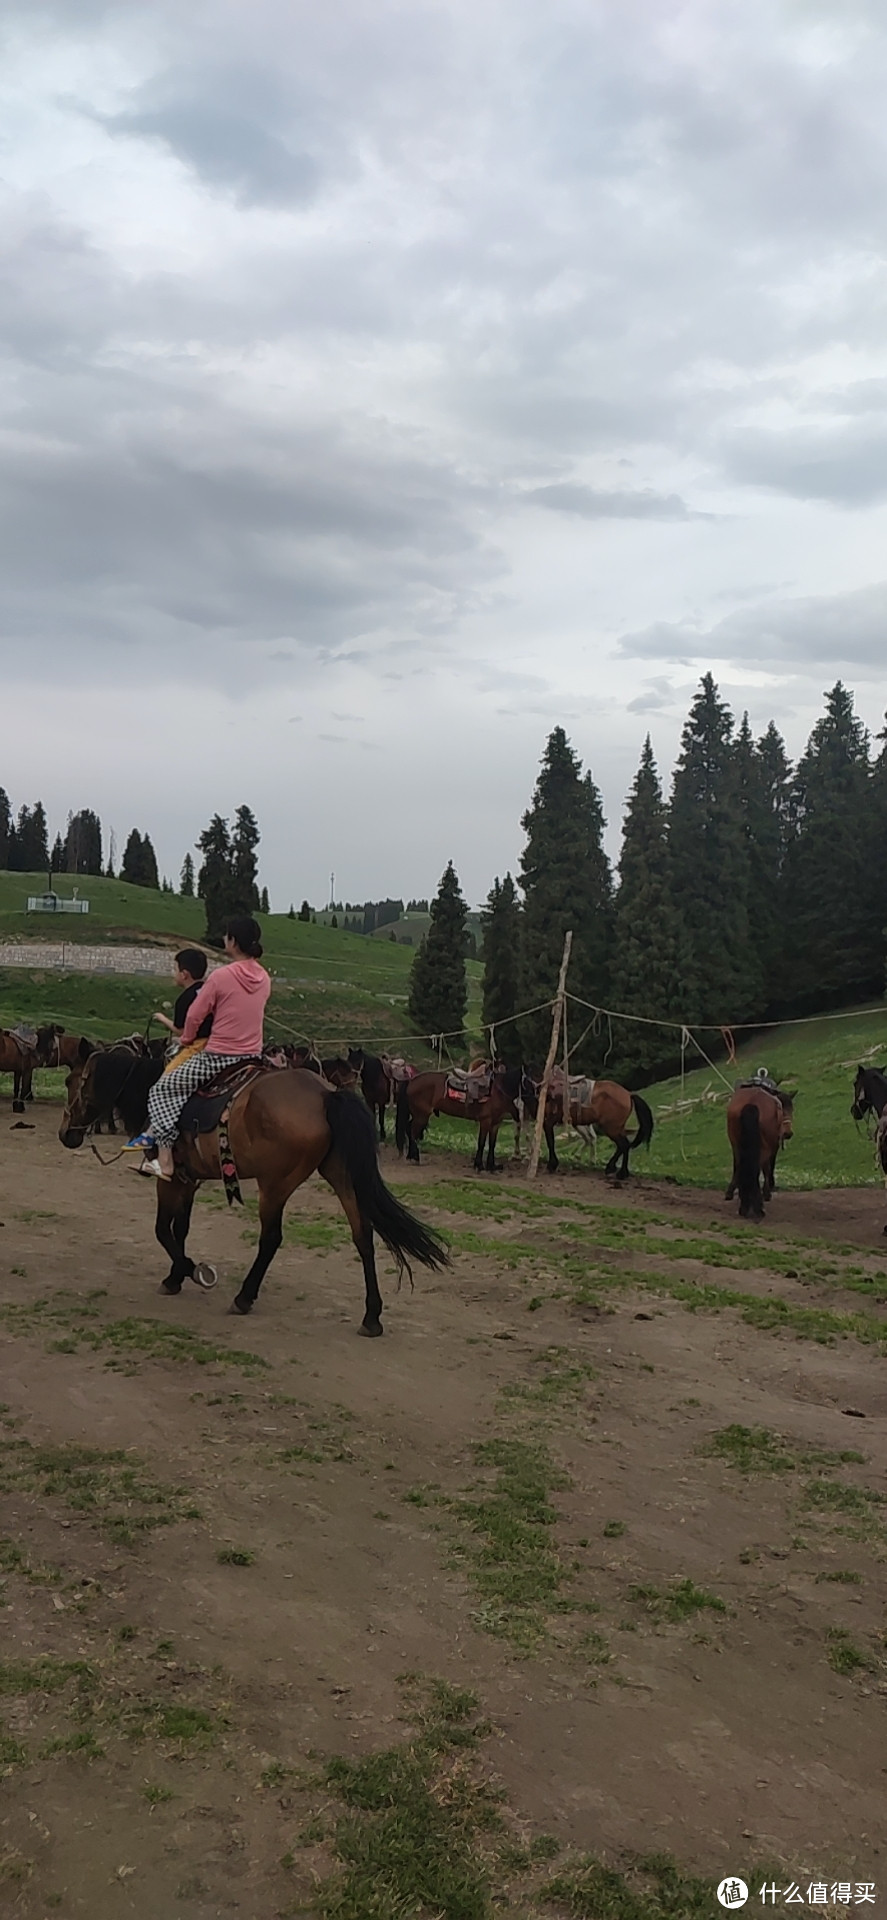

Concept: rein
[[68, 1041, 153, 1167]]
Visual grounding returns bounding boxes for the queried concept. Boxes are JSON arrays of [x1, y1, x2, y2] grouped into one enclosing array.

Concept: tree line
[[408, 677, 887, 1079]]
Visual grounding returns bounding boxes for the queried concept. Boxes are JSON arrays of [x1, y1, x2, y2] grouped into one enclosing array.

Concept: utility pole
[[527, 930, 572, 1180]]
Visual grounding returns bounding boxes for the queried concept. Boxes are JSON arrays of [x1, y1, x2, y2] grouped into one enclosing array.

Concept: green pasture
[[0, 870, 482, 1053]]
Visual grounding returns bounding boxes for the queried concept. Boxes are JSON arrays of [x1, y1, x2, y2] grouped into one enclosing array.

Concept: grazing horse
[[0, 1025, 61, 1112], [348, 1047, 396, 1141], [538, 1073, 654, 1180], [850, 1065, 887, 1124], [59, 1045, 448, 1332], [395, 1064, 532, 1171], [725, 1083, 794, 1221]]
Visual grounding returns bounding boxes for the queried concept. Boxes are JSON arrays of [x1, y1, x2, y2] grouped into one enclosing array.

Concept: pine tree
[[408, 861, 468, 1038], [197, 814, 233, 945], [298, 900, 311, 922], [260, 885, 269, 914], [734, 716, 792, 1009], [481, 874, 522, 1060], [0, 789, 11, 868], [121, 830, 143, 886], [230, 805, 261, 916], [612, 738, 689, 1077], [518, 728, 614, 1066], [14, 802, 50, 870], [139, 835, 159, 889], [288, 903, 296, 920], [781, 683, 880, 1009], [180, 852, 195, 897], [50, 832, 65, 874], [65, 809, 102, 875], [669, 675, 758, 1024]]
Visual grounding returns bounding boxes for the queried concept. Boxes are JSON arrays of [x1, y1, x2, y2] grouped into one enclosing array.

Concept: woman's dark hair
[[225, 916, 263, 959], [175, 947, 207, 980]]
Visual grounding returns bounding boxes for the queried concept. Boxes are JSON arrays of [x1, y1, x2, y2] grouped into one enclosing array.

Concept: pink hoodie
[[181, 959, 270, 1055]]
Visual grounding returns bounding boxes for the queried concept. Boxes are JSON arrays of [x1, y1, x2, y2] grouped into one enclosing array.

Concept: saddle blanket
[[7, 1024, 38, 1050], [549, 1070, 596, 1113], [446, 1067, 493, 1102], [178, 1055, 280, 1138], [386, 1056, 416, 1084]]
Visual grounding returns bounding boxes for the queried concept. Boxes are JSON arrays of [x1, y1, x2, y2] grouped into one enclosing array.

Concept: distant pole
[[527, 930, 572, 1180]]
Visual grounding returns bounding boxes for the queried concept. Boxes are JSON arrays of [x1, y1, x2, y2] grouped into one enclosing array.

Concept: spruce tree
[[0, 789, 11, 868], [781, 683, 880, 1008], [518, 728, 613, 1066], [65, 809, 102, 875], [121, 830, 143, 885], [197, 814, 233, 945], [481, 874, 522, 1060], [669, 675, 758, 1024], [139, 834, 160, 889], [612, 738, 688, 1077], [408, 860, 468, 1039], [231, 804, 261, 914], [734, 716, 792, 1009], [260, 885, 270, 914], [50, 832, 65, 874], [298, 900, 311, 922], [180, 852, 195, 897], [15, 801, 50, 870]]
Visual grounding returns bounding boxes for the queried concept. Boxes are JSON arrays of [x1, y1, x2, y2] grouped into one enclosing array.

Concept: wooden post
[[527, 930, 572, 1179]]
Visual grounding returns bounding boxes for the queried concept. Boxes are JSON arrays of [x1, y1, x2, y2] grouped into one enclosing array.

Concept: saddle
[[178, 1057, 275, 1139], [7, 1024, 37, 1052], [548, 1069, 596, 1115], [386, 1055, 415, 1085], [736, 1077, 779, 1097], [445, 1066, 493, 1103]]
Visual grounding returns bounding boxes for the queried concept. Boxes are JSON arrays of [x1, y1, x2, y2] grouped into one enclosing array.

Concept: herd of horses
[[3, 1017, 887, 1326]]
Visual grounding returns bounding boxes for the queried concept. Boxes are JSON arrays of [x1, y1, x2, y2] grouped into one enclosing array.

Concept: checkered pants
[[147, 1050, 243, 1147]]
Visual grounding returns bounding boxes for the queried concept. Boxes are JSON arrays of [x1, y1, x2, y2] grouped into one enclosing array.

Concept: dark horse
[[850, 1065, 887, 1124], [726, 1083, 794, 1221], [0, 1024, 64, 1111], [395, 1065, 532, 1171], [59, 1045, 449, 1332], [348, 1047, 394, 1141], [539, 1073, 654, 1180], [286, 1044, 358, 1088]]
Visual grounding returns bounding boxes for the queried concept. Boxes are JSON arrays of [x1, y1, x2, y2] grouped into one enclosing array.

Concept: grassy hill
[[0, 871, 482, 1054]]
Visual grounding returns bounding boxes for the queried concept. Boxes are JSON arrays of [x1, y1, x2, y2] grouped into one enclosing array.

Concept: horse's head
[[347, 1046, 365, 1069], [851, 1065, 871, 1122], [58, 1040, 103, 1147], [34, 1022, 65, 1066], [777, 1089, 795, 1142]]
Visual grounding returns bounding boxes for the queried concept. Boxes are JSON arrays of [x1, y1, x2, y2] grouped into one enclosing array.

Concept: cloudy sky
[[2, 0, 887, 907]]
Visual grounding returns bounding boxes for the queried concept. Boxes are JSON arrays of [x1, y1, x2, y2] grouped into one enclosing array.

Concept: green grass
[[0, 1439, 199, 1545], [0, 1292, 267, 1375], [0, 869, 482, 1055], [451, 1439, 571, 1649], [216, 1547, 255, 1566], [825, 1628, 875, 1677], [702, 1425, 866, 1476], [541, 1852, 733, 1920], [626, 1579, 727, 1624]]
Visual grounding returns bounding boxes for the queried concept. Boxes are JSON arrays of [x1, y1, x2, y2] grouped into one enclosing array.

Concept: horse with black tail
[[59, 1043, 449, 1334], [538, 1073, 654, 1180], [726, 1080, 794, 1221]]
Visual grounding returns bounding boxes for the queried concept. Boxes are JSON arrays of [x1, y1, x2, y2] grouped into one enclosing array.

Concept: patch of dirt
[[1, 1113, 885, 1916]]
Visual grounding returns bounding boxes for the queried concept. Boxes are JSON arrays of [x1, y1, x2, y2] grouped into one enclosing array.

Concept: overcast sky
[[2, 0, 886, 907]]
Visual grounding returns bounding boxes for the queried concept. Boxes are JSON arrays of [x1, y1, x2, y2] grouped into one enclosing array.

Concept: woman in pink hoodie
[[133, 917, 271, 1179]]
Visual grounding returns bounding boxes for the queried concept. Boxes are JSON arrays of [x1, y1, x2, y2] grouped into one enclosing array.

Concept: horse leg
[[156, 1180, 197, 1294], [231, 1184, 289, 1316], [474, 1124, 486, 1172], [378, 1099, 386, 1143], [725, 1151, 738, 1202], [545, 1122, 559, 1174], [316, 1153, 384, 1337], [609, 1134, 631, 1182], [13, 1061, 29, 1115], [408, 1109, 421, 1165], [486, 1124, 499, 1173]]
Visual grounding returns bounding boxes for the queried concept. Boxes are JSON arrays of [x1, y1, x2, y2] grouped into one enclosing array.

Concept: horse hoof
[[160, 1280, 183, 1296], [12, 1102, 24, 1115], [229, 1296, 251, 1316], [193, 1262, 218, 1291], [358, 1320, 383, 1338]]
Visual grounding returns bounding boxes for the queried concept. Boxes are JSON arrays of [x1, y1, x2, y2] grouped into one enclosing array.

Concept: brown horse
[[58, 1044, 448, 1331], [539, 1072, 654, 1180], [286, 1044, 358, 1088], [395, 1064, 532, 1171], [725, 1083, 794, 1220], [0, 1025, 61, 1111], [348, 1047, 394, 1141]]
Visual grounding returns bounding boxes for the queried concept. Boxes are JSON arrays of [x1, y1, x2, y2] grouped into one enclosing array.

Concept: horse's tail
[[325, 1089, 449, 1280], [395, 1080, 411, 1156], [737, 1104, 762, 1218], [630, 1093, 654, 1151]]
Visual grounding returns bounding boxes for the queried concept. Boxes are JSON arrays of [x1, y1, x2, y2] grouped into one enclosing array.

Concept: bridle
[[63, 1039, 152, 1162]]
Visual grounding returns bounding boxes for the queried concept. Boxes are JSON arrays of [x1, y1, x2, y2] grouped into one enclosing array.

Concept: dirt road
[[1, 1106, 885, 1916]]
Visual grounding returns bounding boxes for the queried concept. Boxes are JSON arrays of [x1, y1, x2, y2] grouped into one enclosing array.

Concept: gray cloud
[[723, 423, 887, 506], [95, 63, 326, 207], [618, 582, 887, 674], [524, 482, 698, 521]]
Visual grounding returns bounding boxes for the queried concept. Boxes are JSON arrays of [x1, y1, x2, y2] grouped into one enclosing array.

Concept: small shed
[[26, 891, 90, 915]]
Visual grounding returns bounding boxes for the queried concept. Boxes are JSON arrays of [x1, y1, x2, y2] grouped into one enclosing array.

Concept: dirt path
[[1, 1112, 885, 1917]]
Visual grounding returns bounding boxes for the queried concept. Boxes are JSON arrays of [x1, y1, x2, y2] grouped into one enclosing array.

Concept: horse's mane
[[91, 1049, 164, 1135]]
